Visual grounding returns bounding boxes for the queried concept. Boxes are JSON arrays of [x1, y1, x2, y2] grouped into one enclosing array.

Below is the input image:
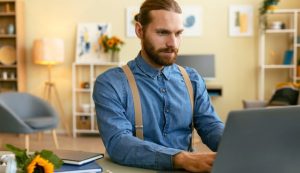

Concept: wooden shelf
[[0, 0, 25, 93]]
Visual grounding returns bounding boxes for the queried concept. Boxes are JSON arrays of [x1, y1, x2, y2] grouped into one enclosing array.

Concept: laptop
[[212, 106, 300, 173]]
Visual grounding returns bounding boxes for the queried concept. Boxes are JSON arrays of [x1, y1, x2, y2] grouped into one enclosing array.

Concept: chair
[[0, 92, 59, 151], [243, 87, 300, 109]]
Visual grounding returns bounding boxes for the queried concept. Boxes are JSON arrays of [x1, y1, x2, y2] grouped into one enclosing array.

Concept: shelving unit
[[258, 9, 300, 100], [72, 62, 121, 137], [0, 0, 25, 93]]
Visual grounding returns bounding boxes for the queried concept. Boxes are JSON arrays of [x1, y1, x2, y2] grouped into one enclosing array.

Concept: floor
[[0, 133, 210, 153]]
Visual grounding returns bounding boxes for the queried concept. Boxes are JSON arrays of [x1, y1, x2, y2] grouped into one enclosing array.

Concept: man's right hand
[[173, 151, 216, 173]]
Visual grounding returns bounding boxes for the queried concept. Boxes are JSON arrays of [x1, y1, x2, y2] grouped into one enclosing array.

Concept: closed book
[[54, 150, 104, 165], [55, 161, 102, 173]]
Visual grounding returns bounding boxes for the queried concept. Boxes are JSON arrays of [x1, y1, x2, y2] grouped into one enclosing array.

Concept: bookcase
[[0, 0, 25, 93], [258, 9, 300, 100], [72, 62, 120, 137]]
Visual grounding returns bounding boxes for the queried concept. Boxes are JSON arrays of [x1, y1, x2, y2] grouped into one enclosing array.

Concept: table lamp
[[33, 38, 71, 136]]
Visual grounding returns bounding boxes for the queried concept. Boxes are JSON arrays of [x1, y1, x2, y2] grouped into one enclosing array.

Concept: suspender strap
[[177, 65, 195, 149], [122, 64, 194, 144], [122, 65, 144, 140]]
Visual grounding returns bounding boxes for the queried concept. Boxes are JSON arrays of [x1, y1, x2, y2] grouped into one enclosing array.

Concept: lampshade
[[33, 38, 64, 65]]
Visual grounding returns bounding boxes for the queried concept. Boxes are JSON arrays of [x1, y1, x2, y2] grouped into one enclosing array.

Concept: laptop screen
[[212, 106, 300, 173]]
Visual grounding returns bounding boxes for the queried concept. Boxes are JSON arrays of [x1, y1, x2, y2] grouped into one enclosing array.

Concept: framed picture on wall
[[126, 7, 139, 37], [181, 6, 202, 36], [229, 5, 253, 37], [75, 23, 110, 64]]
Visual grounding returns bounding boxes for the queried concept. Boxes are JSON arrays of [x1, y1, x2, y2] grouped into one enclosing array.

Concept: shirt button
[[163, 133, 167, 136], [166, 109, 169, 113], [160, 88, 166, 93]]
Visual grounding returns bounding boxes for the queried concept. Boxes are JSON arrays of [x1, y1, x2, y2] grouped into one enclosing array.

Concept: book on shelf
[[54, 150, 104, 166], [55, 161, 102, 173]]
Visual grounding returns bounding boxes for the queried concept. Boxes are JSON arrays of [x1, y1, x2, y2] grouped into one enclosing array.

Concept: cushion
[[24, 117, 57, 129], [268, 83, 299, 106]]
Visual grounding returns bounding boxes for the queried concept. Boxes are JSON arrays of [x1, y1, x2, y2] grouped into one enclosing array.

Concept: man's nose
[[166, 34, 178, 48]]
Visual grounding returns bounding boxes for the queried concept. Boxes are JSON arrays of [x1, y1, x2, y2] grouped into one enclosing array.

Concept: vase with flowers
[[98, 35, 124, 62]]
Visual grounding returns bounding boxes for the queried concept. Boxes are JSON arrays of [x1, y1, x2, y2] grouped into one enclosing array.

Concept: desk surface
[[97, 157, 188, 173]]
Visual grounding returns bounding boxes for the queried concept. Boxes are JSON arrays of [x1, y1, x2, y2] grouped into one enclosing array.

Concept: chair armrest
[[243, 100, 268, 109]]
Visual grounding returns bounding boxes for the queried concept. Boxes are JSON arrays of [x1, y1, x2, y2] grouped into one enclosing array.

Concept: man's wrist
[[173, 151, 187, 169]]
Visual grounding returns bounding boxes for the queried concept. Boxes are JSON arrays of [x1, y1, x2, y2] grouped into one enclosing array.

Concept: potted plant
[[259, 0, 281, 29]]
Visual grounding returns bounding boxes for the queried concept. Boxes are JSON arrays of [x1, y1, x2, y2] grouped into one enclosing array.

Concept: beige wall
[[24, 0, 300, 132]]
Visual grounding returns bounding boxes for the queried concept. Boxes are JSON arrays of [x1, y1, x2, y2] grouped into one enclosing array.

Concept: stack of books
[[54, 150, 104, 173]]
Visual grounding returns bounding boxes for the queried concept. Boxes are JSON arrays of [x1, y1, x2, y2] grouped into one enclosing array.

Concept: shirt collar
[[135, 53, 171, 80]]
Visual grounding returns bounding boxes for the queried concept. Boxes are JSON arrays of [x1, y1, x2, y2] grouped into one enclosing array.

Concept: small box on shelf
[[76, 116, 91, 130]]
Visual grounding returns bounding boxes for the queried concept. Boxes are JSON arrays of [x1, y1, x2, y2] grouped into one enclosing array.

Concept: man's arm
[[93, 69, 181, 170]]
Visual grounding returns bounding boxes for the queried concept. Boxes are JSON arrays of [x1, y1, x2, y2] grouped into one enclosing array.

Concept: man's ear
[[135, 22, 143, 39]]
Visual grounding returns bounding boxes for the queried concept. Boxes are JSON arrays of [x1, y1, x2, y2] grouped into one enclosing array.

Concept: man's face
[[138, 10, 184, 68]]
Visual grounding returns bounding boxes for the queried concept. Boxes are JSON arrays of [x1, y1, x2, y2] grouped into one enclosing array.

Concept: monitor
[[175, 54, 215, 80]]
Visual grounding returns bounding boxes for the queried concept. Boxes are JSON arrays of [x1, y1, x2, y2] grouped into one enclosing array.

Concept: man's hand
[[173, 151, 216, 173]]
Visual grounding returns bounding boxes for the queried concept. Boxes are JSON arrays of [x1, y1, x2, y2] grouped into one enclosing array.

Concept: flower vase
[[110, 51, 119, 62]]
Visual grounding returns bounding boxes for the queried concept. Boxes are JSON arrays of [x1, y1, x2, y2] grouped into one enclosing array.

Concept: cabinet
[[0, 0, 25, 93], [258, 9, 300, 100], [72, 62, 120, 137]]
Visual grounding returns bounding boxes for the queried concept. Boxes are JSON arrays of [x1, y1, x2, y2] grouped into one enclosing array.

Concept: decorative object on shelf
[[259, 0, 281, 29], [229, 5, 254, 37], [5, 144, 63, 173], [33, 38, 71, 136], [81, 103, 90, 113], [75, 23, 110, 64], [0, 45, 16, 65], [7, 24, 14, 35], [80, 81, 90, 89], [98, 34, 124, 62], [1, 71, 7, 80], [282, 50, 293, 65]]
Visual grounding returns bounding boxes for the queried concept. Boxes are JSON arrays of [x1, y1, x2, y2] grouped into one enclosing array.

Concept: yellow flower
[[27, 155, 54, 173], [98, 34, 124, 53]]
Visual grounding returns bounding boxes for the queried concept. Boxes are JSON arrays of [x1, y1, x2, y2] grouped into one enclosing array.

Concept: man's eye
[[157, 31, 169, 35]]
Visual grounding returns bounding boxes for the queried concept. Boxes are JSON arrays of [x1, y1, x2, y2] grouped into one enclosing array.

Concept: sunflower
[[27, 155, 54, 173]]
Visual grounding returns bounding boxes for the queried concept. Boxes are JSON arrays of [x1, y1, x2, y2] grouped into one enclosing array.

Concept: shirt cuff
[[155, 148, 182, 170]]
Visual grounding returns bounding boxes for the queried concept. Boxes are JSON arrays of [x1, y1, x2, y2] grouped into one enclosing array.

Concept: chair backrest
[[0, 92, 55, 119]]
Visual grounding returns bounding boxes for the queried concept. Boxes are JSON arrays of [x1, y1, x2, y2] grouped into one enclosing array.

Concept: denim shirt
[[93, 54, 224, 170]]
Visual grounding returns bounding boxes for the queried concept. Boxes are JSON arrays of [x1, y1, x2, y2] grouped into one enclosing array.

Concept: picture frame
[[126, 7, 139, 38], [229, 5, 253, 37], [75, 23, 110, 64], [181, 6, 202, 36]]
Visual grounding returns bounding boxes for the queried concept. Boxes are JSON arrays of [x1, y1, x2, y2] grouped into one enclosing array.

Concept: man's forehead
[[149, 10, 183, 26]]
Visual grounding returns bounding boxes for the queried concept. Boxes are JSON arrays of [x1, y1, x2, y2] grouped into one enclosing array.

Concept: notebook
[[212, 106, 300, 173], [55, 161, 102, 173], [54, 150, 104, 166]]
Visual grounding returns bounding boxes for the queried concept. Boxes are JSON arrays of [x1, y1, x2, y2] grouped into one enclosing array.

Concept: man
[[93, 0, 224, 172]]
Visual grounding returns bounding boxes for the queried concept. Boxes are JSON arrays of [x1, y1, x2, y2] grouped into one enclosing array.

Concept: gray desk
[[97, 157, 188, 173]]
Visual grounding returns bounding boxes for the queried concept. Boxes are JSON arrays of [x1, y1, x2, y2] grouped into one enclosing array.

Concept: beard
[[142, 37, 179, 66]]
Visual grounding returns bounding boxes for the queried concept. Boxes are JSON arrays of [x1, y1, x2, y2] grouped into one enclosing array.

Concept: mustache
[[158, 47, 178, 53]]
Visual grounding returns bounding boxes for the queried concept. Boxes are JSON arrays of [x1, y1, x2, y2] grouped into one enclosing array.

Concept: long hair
[[135, 0, 182, 27]]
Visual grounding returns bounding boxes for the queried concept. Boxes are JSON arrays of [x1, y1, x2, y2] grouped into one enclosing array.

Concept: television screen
[[175, 54, 215, 80]]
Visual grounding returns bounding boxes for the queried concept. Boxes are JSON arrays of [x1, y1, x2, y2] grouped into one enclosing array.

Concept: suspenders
[[122, 65, 194, 143]]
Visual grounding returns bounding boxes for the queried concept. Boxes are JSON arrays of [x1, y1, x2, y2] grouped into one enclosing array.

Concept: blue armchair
[[0, 92, 59, 151]]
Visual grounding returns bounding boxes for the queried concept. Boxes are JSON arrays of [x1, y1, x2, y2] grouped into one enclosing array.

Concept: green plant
[[259, 0, 280, 15], [5, 144, 63, 173], [259, 0, 281, 29]]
